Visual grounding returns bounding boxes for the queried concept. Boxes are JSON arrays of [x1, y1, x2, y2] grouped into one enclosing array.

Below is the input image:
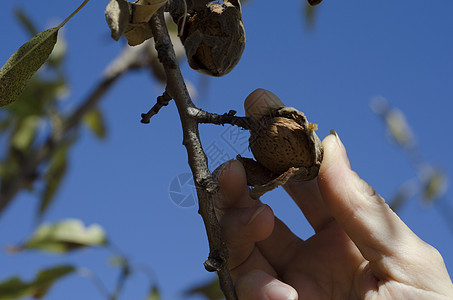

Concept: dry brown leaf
[[124, 22, 154, 46], [131, 0, 167, 23], [123, 0, 167, 46], [105, 0, 167, 45], [105, 0, 132, 41]]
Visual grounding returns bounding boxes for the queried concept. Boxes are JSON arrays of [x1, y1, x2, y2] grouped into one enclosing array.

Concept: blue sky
[[1, 0, 453, 299]]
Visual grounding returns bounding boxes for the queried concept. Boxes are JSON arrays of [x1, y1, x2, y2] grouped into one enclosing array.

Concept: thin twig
[[150, 9, 237, 299], [187, 107, 257, 130], [77, 267, 112, 299], [141, 90, 173, 123], [112, 264, 130, 300]]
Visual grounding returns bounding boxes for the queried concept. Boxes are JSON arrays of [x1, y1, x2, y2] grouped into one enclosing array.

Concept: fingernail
[[217, 160, 234, 183], [330, 129, 342, 146], [265, 283, 297, 300], [244, 88, 285, 121], [330, 129, 351, 169], [247, 204, 267, 225]]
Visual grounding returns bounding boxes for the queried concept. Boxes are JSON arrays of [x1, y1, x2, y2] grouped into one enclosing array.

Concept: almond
[[245, 89, 323, 180], [178, 1, 245, 77]]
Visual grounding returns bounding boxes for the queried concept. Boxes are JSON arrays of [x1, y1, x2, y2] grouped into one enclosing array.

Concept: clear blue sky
[[1, 0, 453, 299]]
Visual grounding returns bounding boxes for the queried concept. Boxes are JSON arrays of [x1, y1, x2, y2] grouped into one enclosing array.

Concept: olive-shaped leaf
[[0, 0, 90, 107], [30, 265, 75, 299], [13, 219, 107, 253], [38, 139, 75, 218], [0, 27, 60, 107], [83, 108, 107, 139], [0, 277, 30, 300], [0, 265, 74, 300]]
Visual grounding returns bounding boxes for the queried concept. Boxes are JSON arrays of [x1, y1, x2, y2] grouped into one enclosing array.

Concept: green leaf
[[47, 31, 68, 69], [0, 265, 74, 300], [422, 169, 447, 203], [11, 116, 39, 151], [385, 108, 415, 149], [83, 108, 107, 139], [146, 286, 160, 300], [39, 140, 74, 217], [0, 27, 60, 107], [185, 278, 224, 300], [31, 265, 75, 298], [0, 277, 30, 300], [0, 0, 90, 107], [20, 219, 107, 253]]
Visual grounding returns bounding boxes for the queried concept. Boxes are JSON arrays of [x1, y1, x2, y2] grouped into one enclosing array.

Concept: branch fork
[[148, 8, 241, 299]]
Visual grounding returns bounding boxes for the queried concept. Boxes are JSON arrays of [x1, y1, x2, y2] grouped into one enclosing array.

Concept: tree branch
[[187, 107, 258, 130], [140, 90, 172, 124], [150, 9, 237, 299]]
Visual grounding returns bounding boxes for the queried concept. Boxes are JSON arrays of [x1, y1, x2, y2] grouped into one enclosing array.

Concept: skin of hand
[[214, 132, 453, 299]]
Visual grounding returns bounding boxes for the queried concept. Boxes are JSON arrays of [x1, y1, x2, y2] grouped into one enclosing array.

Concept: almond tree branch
[[149, 9, 237, 299], [140, 90, 172, 124], [187, 107, 258, 130]]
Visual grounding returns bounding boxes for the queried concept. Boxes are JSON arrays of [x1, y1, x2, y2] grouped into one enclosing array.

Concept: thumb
[[317, 131, 420, 263]]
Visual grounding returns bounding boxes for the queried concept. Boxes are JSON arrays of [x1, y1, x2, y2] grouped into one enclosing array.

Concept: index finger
[[317, 132, 424, 263]]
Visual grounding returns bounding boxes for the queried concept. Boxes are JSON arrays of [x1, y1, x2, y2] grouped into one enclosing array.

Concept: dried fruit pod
[[245, 89, 323, 181], [178, 0, 246, 77], [307, 0, 323, 6]]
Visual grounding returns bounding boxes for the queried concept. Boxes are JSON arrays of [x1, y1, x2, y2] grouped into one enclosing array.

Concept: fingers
[[256, 217, 303, 274], [236, 269, 298, 300], [221, 203, 275, 271], [214, 160, 275, 272], [317, 132, 422, 263], [215, 160, 253, 210], [214, 160, 301, 280], [284, 179, 334, 232]]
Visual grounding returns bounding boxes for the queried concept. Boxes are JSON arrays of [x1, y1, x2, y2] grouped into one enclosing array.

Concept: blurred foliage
[[371, 96, 450, 217], [0, 8, 107, 219], [8, 219, 107, 254], [423, 169, 447, 202], [0, 265, 75, 300], [0, 1, 87, 107], [185, 277, 224, 300], [0, 6, 178, 299], [1, 218, 161, 300], [146, 286, 160, 300], [83, 108, 107, 139]]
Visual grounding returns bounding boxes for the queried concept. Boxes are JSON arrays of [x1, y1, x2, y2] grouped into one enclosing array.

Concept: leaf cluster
[[0, 7, 107, 220], [1, 219, 161, 300]]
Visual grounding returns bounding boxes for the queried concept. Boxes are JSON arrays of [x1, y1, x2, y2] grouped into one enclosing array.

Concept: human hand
[[214, 131, 453, 299]]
